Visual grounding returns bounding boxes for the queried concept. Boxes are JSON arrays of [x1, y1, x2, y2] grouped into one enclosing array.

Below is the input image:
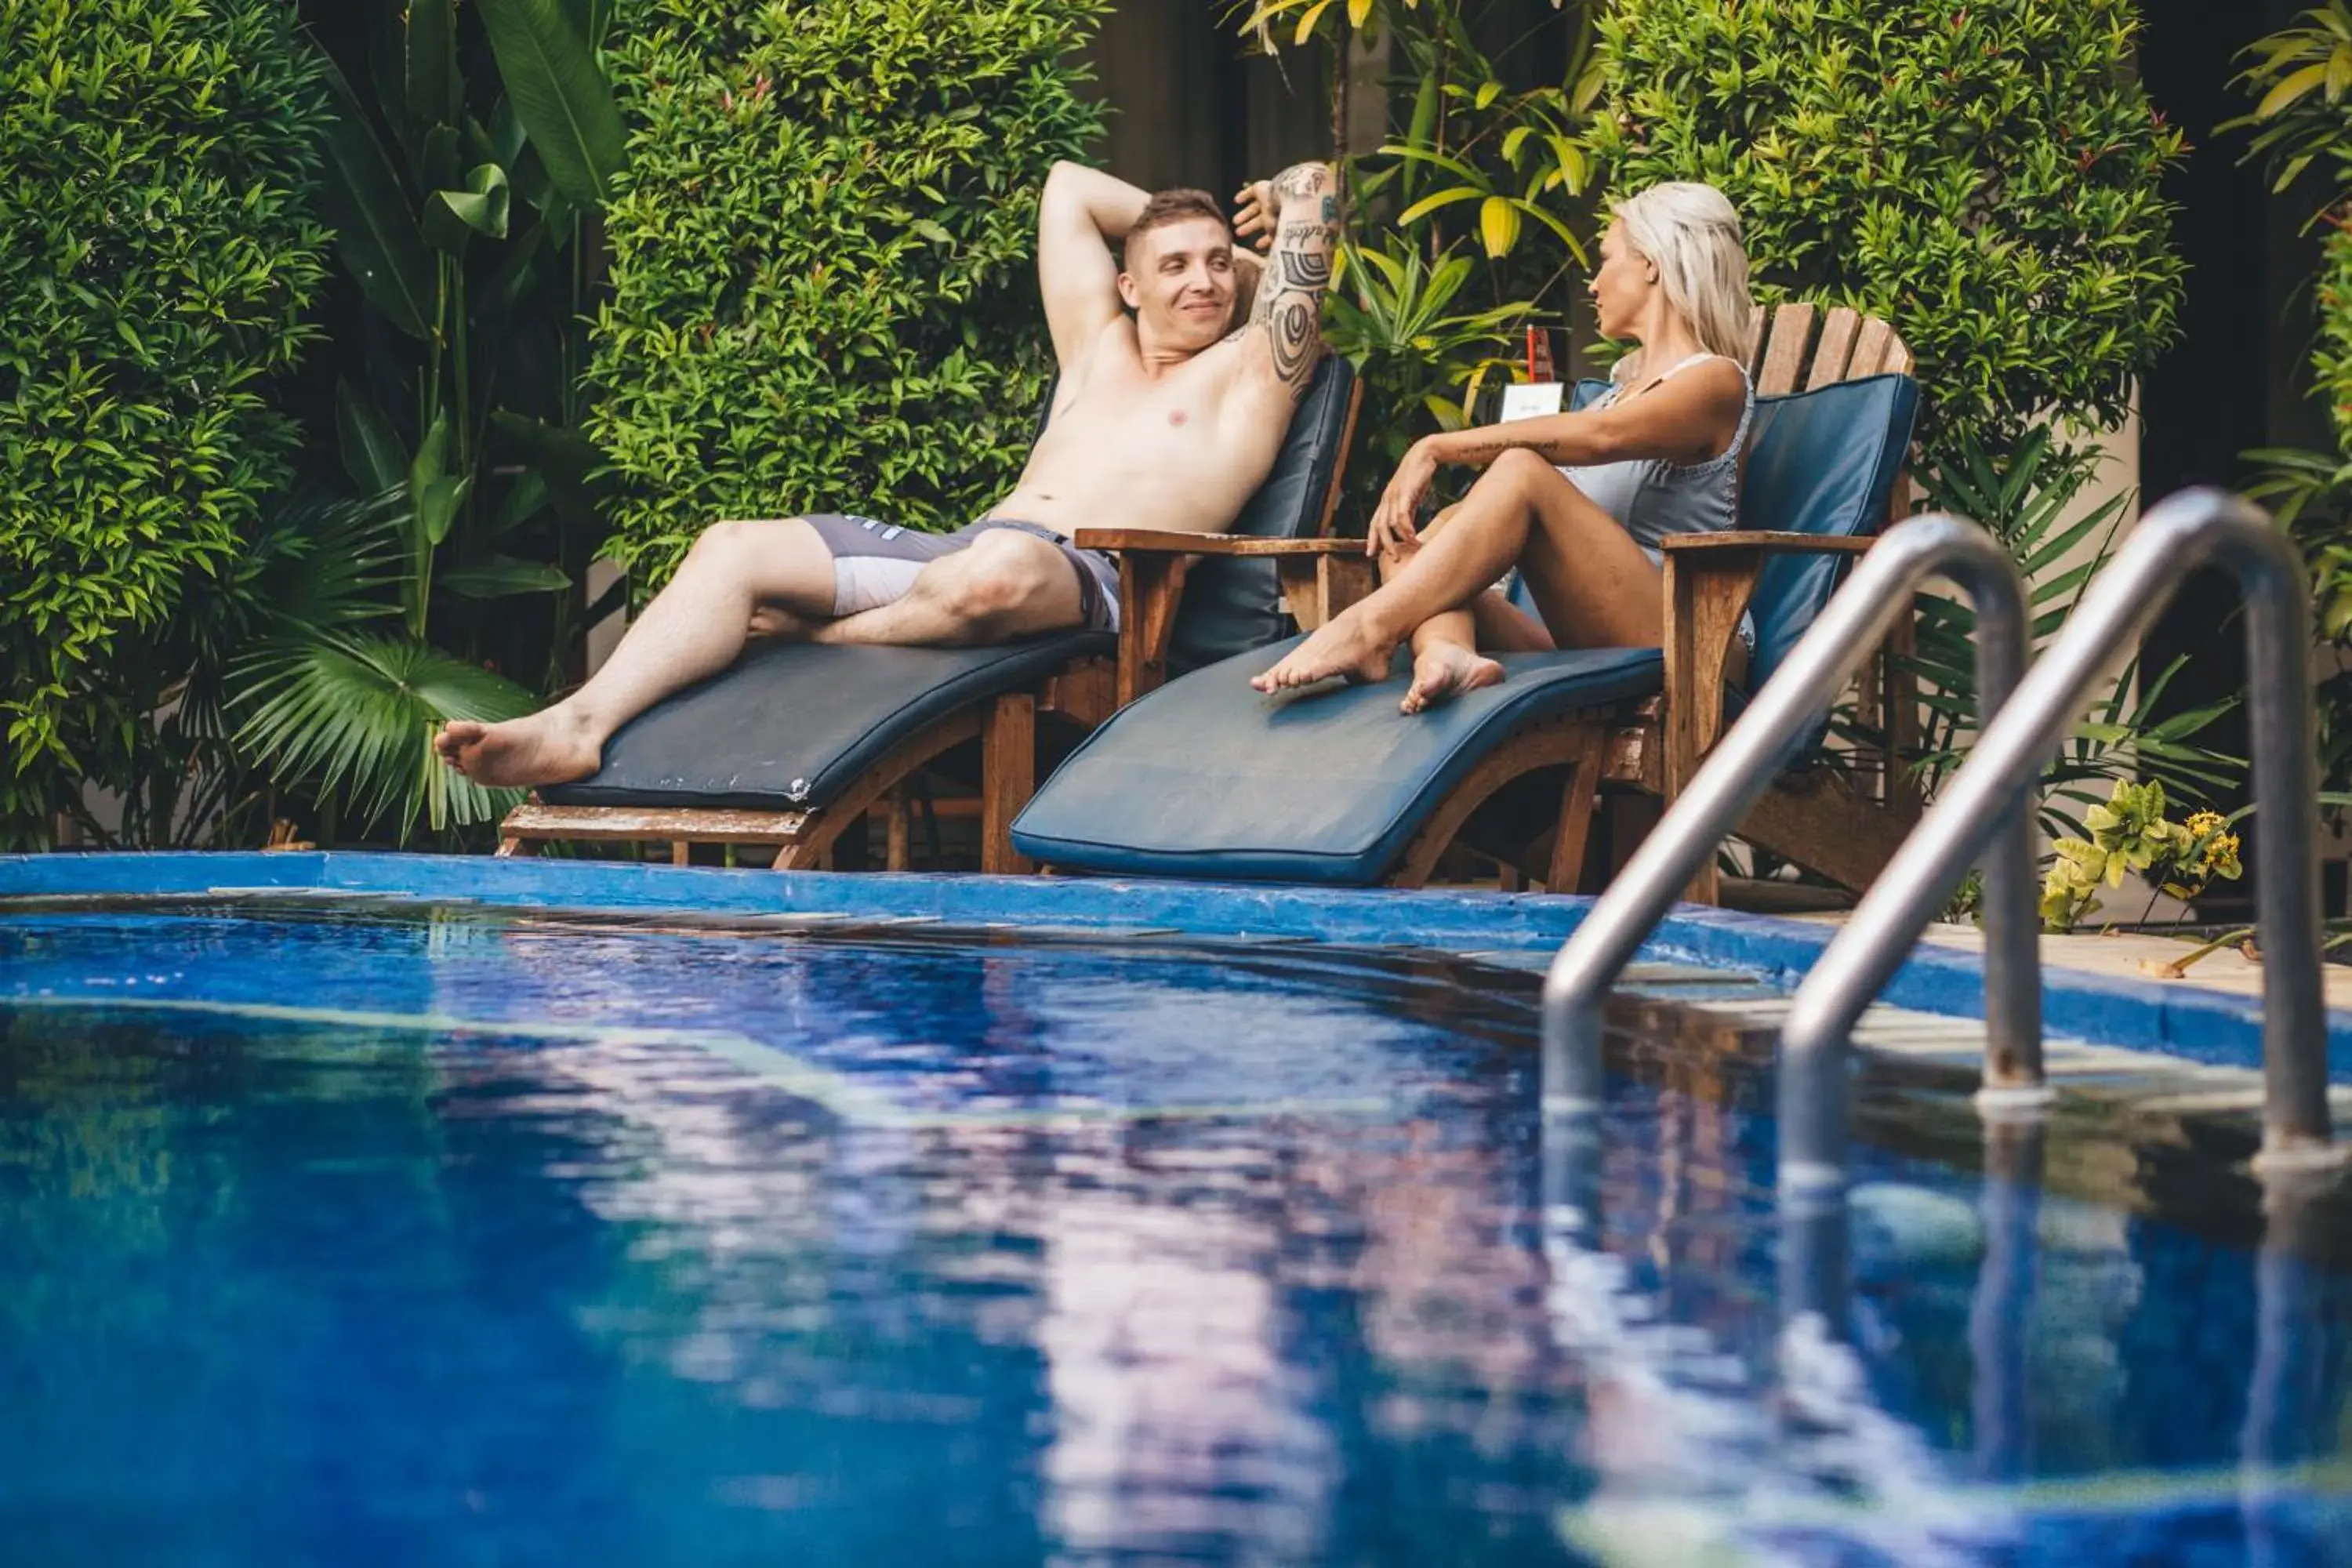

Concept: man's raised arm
[[1037, 161, 1150, 369], [1230, 161, 1338, 400]]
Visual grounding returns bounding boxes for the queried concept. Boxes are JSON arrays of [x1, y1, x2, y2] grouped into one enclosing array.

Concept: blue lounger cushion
[[543, 633, 1110, 811], [1009, 638, 1663, 884]]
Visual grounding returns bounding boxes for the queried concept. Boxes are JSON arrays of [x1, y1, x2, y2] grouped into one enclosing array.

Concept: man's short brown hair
[[1120, 187, 1228, 268]]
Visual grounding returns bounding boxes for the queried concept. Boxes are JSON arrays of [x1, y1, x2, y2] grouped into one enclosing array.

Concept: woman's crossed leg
[[1254, 448, 1663, 707]]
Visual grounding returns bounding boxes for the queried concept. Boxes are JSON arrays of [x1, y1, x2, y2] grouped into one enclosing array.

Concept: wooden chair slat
[[1742, 303, 1769, 376], [1849, 316, 1903, 378], [1805, 307, 1862, 391], [1756, 303, 1816, 395]]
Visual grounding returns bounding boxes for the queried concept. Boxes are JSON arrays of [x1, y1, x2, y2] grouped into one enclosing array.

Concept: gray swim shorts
[[802, 514, 1121, 633]]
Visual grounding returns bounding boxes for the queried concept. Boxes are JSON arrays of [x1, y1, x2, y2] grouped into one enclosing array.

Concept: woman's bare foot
[[1399, 644, 1504, 714], [435, 706, 602, 788], [1250, 612, 1396, 695]]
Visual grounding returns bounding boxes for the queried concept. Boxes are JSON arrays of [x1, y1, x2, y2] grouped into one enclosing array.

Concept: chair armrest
[[1073, 528, 1367, 557], [1657, 530, 1881, 806], [1084, 531, 1377, 705], [1658, 531, 1874, 556]]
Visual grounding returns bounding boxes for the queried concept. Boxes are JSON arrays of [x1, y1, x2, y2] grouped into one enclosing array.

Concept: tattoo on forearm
[[1228, 162, 1338, 397], [1448, 429, 1581, 466]]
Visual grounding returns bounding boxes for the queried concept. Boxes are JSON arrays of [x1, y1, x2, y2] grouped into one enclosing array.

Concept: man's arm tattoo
[[1233, 162, 1338, 398]]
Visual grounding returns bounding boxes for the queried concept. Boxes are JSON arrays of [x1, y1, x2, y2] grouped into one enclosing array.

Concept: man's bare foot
[[1399, 644, 1504, 714], [435, 707, 602, 788], [1250, 613, 1395, 695]]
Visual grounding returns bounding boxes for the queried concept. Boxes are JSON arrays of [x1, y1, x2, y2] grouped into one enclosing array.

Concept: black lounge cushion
[[1009, 637, 1663, 884], [543, 357, 1356, 815], [543, 633, 1109, 811]]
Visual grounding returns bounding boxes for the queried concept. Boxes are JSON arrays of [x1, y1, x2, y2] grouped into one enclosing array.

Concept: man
[[437, 157, 1340, 788]]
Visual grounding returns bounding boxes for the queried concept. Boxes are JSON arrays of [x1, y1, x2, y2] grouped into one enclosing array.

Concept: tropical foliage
[[1582, 0, 2187, 473], [2039, 779, 2243, 934], [249, 0, 634, 840], [1581, 0, 2230, 899], [1909, 431, 2241, 845], [1233, 0, 1603, 517], [589, 0, 1109, 586], [2232, 3, 2352, 808], [0, 0, 331, 848]]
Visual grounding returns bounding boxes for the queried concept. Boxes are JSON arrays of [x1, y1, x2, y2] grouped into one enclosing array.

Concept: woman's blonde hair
[[1610, 182, 1754, 363]]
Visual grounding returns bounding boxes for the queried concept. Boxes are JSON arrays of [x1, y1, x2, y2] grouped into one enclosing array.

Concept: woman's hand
[[1367, 438, 1441, 557]]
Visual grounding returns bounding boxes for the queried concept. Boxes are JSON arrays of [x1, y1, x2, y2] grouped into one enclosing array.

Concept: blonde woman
[[1253, 182, 1757, 711]]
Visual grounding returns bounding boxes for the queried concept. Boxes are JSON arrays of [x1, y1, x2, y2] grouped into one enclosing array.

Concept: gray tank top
[[1560, 351, 1754, 559]]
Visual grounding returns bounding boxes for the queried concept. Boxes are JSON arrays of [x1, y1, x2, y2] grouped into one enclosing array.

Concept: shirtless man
[[437, 157, 1339, 789]]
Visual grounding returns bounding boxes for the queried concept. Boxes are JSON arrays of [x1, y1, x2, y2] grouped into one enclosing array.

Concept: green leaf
[[416, 476, 472, 548], [406, 0, 463, 134], [336, 381, 407, 495], [1396, 187, 1484, 226], [488, 470, 551, 540], [1375, 142, 1486, 185], [315, 58, 435, 340], [2257, 60, 2330, 119], [441, 557, 572, 598], [424, 162, 514, 253], [477, 0, 629, 212], [1508, 198, 1592, 267], [1478, 195, 1520, 259]]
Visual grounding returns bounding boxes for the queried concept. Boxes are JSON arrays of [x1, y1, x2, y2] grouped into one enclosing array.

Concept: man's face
[[1119, 217, 1238, 352]]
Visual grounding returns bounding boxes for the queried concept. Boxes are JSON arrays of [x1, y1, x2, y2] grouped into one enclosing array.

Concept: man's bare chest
[[1036, 357, 1254, 474]]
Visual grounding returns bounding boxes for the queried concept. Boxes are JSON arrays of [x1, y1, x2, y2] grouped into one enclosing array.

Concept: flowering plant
[[2039, 780, 2244, 932]]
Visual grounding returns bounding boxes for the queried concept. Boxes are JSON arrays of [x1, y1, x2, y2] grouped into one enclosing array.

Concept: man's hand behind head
[[1232, 180, 1276, 254]]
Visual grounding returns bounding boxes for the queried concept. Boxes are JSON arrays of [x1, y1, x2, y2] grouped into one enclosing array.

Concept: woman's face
[[1587, 221, 1655, 339]]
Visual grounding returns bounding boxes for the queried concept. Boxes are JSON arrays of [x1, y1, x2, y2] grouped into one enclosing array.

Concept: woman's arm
[[1362, 358, 1746, 554], [1428, 358, 1747, 471]]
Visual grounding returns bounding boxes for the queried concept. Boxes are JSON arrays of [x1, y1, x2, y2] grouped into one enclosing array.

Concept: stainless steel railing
[[1540, 514, 2039, 1118], [1780, 487, 2339, 1192]]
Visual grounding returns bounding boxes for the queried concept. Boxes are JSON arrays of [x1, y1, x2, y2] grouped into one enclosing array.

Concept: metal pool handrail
[[1780, 487, 2338, 1191], [1540, 514, 2038, 1114]]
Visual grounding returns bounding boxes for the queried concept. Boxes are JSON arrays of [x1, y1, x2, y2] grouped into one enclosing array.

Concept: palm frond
[[231, 629, 537, 839]]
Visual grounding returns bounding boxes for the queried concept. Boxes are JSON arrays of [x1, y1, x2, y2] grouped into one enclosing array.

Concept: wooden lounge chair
[[492, 357, 1363, 872], [1010, 306, 1922, 898]]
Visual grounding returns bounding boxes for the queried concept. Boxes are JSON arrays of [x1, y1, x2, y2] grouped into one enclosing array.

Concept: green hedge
[[2315, 224, 2352, 455], [590, 0, 1108, 584], [0, 0, 328, 843], [1584, 0, 2185, 465]]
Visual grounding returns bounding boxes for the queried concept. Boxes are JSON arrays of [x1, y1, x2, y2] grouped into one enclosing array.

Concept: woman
[[1252, 182, 1756, 713]]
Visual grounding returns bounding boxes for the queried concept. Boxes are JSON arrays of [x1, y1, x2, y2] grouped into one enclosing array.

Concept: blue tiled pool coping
[[2, 851, 2345, 1080]]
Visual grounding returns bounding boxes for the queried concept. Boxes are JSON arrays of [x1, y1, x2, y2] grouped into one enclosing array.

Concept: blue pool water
[[2, 895, 2350, 1566]]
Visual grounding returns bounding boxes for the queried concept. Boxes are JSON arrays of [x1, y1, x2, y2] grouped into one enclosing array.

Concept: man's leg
[[811, 529, 1086, 647], [437, 517, 839, 787], [1254, 449, 1660, 695]]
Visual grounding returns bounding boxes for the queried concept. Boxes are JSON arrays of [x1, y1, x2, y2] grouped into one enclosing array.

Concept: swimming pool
[[3, 884, 2350, 1566]]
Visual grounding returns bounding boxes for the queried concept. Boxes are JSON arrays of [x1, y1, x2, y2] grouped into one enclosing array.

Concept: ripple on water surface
[[1, 897, 2349, 1567]]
